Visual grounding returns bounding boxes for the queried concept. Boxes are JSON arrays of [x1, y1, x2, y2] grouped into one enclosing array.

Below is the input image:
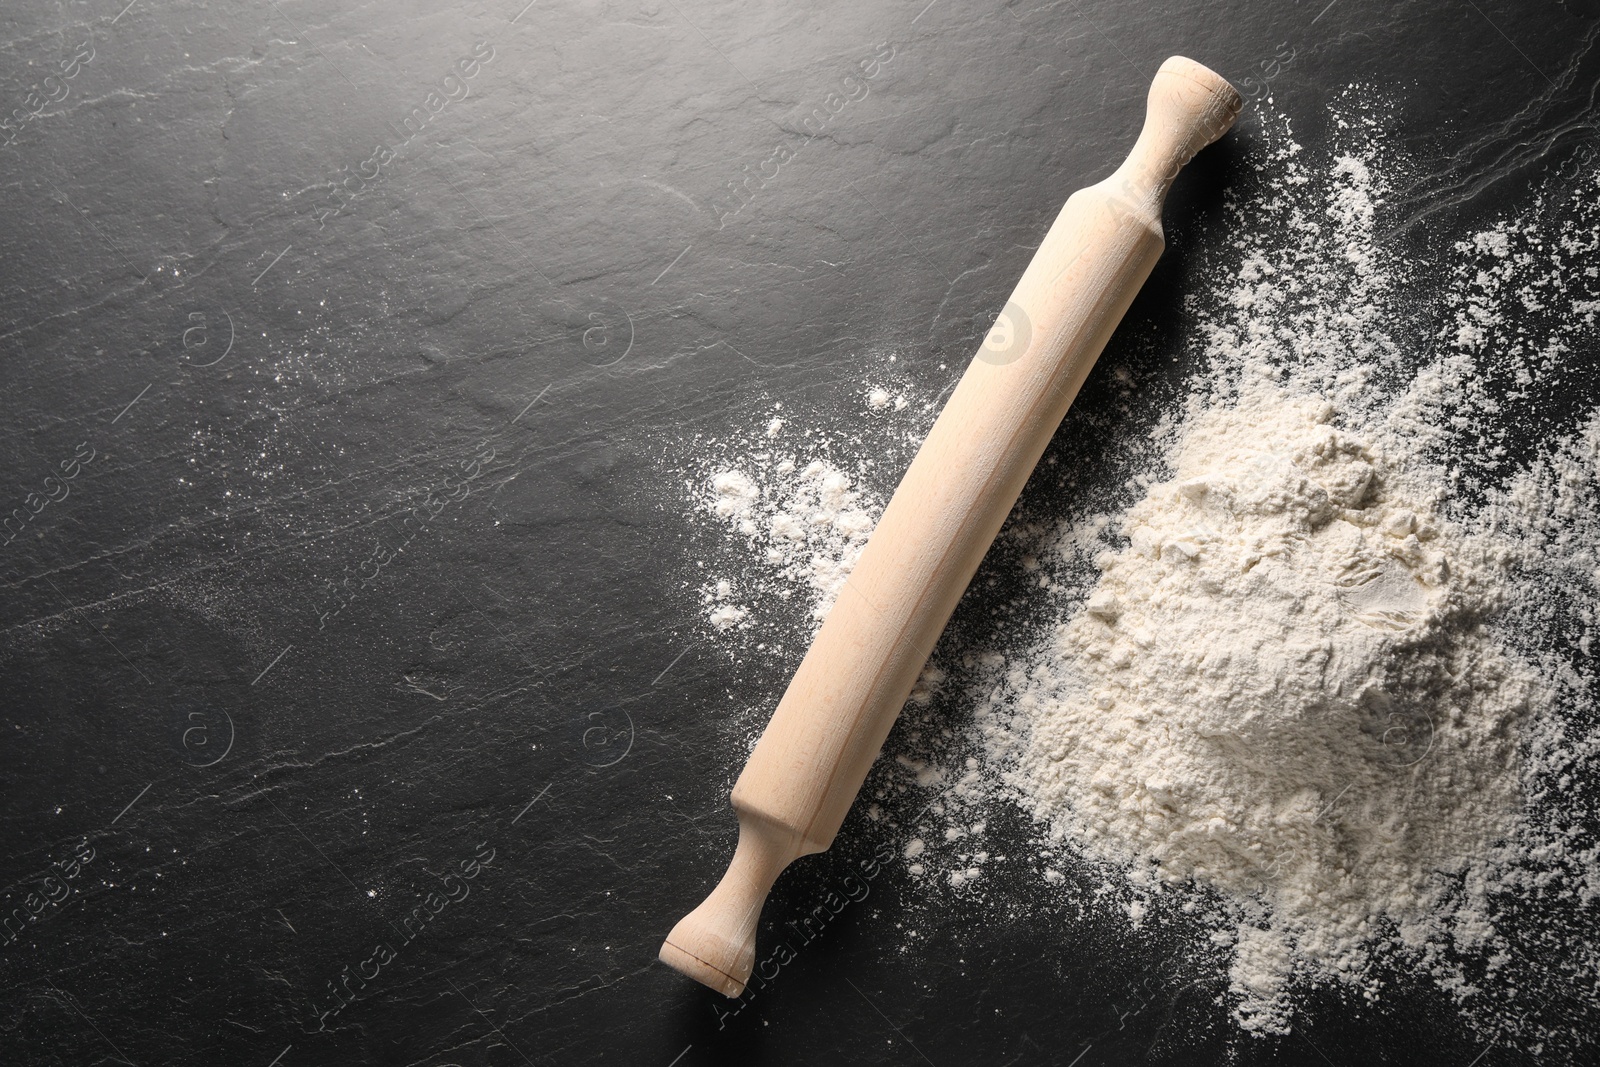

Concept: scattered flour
[[680, 385, 928, 643], [703, 453, 877, 629], [865, 386, 908, 412], [963, 100, 1600, 1045]]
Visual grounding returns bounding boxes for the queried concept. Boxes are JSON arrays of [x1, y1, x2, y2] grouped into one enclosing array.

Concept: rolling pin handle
[[659, 813, 803, 997], [1112, 56, 1243, 216]]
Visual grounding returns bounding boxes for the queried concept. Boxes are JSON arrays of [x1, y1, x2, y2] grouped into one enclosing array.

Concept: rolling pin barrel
[[661, 56, 1240, 998]]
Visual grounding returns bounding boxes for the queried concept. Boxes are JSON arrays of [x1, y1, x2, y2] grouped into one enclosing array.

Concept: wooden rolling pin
[[661, 56, 1241, 997]]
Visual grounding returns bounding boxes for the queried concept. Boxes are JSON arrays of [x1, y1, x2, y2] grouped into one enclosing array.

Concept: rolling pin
[[661, 56, 1241, 997]]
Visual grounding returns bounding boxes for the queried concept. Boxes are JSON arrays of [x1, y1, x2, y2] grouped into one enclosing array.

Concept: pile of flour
[[961, 100, 1600, 1042], [992, 387, 1533, 1031]]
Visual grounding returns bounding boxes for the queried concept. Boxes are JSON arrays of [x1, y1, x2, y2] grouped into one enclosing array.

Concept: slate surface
[[2, 1, 1598, 1064]]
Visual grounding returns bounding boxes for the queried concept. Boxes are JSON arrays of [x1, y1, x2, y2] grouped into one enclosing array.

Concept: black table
[[4, 1, 1597, 1063]]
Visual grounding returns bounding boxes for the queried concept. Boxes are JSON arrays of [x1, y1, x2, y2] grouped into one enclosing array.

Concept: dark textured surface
[[2, 1, 1598, 1064]]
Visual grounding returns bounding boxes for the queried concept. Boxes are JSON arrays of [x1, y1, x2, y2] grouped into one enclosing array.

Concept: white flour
[[681, 369, 932, 648], [701, 430, 879, 632], [989, 389, 1533, 1033], [669, 96, 1600, 1050]]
